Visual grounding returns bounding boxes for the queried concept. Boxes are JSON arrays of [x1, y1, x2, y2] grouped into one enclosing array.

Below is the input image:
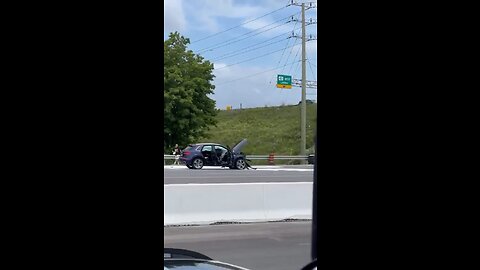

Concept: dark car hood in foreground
[[164, 259, 249, 270], [231, 139, 247, 154]]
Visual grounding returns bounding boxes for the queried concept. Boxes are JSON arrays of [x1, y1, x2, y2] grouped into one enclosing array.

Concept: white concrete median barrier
[[164, 182, 312, 226]]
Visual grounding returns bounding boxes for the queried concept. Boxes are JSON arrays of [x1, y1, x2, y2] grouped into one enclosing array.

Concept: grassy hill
[[199, 103, 317, 157]]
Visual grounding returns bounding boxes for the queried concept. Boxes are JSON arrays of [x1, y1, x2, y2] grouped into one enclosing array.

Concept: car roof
[[193, 143, 225, 146]]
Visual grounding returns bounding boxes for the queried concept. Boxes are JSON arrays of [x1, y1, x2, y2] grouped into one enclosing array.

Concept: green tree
[[164, 32, 217, 152]]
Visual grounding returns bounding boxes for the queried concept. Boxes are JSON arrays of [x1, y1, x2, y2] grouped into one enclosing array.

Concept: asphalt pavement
[[163, 166, 313, 184], [164, 221, 312, 270]]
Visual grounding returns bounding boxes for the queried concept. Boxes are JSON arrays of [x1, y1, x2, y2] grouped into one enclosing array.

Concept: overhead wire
[[196, 12, 300, 54], [308, 59, 317, 81], [215, 60, 301, 86], [293, 55, 302, 78], [211, 24, 300, 62], [190, 5, 288, 44], [270, 18, 299, 84], [197, 23, 286, 54], [280, 36, 299, 74], [211, 34, 289, 61], [214, 44, 298, 70], [288, 43, 302, 75]]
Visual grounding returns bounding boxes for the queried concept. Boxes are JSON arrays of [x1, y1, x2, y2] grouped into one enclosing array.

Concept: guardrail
[[163, 154, 313, 165], [164, 155, 309, 160], [247, 155, 309, 160]]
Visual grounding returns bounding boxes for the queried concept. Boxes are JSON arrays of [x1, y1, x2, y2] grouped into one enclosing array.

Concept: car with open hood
[[179, 139, 248, 170]]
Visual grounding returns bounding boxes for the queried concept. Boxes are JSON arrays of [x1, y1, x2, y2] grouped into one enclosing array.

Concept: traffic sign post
[[276, 74, 292, 89]]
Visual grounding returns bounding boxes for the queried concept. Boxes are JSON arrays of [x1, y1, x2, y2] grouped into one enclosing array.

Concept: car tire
[[186, 164, 193, 169], [235, 158, 246, 170], [192, 158, 204, 169]]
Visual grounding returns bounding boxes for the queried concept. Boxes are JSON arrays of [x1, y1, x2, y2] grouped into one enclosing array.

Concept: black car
[[180, 139, 248, 170], [164, 248, 249, 270]]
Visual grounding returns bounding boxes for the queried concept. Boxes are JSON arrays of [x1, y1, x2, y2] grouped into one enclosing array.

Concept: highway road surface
[[164, 221, 312, 270], [164, 165, 313, 184]]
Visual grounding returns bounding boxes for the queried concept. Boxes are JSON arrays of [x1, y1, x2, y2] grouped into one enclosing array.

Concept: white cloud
[[185, 0, 265, 33], [213, 62, 227, 69], [208, 0, 262, 17], [164, 0, 187, 34], [191, 0, 263, 17]]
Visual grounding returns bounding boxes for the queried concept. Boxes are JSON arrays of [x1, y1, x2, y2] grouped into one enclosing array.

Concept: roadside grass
[[199, 103, 317, 160]]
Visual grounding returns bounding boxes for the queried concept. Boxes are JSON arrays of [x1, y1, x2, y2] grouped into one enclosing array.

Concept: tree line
[[164, 32, 217, 153]]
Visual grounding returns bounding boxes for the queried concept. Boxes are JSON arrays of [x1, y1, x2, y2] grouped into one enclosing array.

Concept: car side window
[[202, 145, 212, 152], [214, 146, 227, 153]]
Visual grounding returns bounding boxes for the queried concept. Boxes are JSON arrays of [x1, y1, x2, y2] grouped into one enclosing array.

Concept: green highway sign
[[276, 74, 292, 89]]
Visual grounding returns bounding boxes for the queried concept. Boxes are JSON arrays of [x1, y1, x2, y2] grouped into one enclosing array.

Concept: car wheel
[[235, 158, 246, 170], [192, 158, 204, 169]]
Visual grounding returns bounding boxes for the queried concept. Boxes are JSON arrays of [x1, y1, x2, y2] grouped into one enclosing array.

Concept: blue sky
[[164, 0, 317, 109]]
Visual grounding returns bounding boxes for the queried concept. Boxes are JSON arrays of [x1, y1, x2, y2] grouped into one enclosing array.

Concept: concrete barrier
[[164, 182, 312, 226]]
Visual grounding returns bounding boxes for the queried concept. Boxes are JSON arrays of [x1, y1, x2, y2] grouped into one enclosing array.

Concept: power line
[[270, 18, 299, 84], [280, 34, 300, 74], [280, 40, 298, 74], [214, 44, 297, 70], [212, 38, 287, 62], [190, 5, 288, 44], [197, 23, 286, 54], [288, 43, 302, 75], [293, 52, 302, 77], [215, 60, 300, 86], [276, 20, 298, 66], [196, 12, 300, 54], [307, 59, 317, 81], [211, 33, 289, 61]]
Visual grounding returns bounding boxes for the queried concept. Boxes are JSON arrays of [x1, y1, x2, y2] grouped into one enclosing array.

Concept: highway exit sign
[[276, 74, 292, 89]]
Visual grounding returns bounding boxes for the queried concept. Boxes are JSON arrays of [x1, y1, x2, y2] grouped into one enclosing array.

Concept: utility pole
[[291, 1, 316, 162], [301, 2, 307, 160]]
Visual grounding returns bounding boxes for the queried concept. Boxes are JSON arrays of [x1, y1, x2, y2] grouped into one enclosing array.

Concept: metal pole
[[300, 3, 307, 161]]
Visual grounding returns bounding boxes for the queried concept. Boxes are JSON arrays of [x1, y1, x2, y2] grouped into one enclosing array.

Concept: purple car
[[180, 139, 248, 170]]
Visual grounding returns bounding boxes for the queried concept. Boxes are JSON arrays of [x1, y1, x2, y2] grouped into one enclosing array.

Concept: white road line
[[254, 168, 313, 172], [166, 175, 309, 179], [164, 182, 312, 186], [164, 166, 313, 172]]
